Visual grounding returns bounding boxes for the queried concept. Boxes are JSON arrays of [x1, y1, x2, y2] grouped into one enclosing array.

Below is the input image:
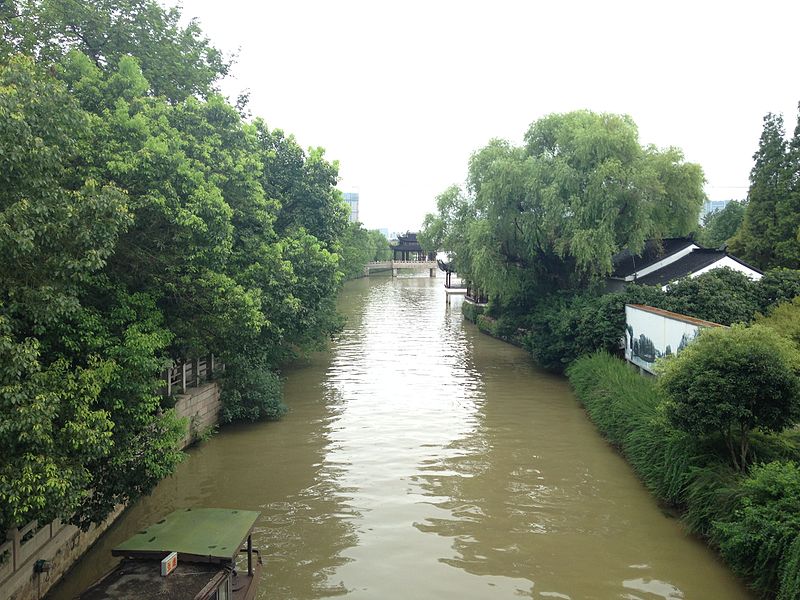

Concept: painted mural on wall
[[624, 304, 722, 374]]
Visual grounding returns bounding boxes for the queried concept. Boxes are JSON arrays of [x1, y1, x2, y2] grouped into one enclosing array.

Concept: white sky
[[175, 0, 800, 233]]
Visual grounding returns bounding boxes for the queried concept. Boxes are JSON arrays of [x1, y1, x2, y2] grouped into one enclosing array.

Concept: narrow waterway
[[49, 275, 751, 599]]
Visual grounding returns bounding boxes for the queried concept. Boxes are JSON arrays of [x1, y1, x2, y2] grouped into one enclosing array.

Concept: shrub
[[659, 324, 800, 472], [567, 352, 707, 504], [219, 358, 286, 423], [779, 536, 800, 600], [714, 461, 800, 598], [757, 268, 800, 313], [461, 300, 483, 324], [666, 268, 760, 325], [568, 351, 800, 598], [756, 296, 800, 348]]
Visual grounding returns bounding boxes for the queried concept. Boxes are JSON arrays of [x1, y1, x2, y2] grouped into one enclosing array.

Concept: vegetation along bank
[[0, 0, 388, 537], [421, 109, 800, 597]]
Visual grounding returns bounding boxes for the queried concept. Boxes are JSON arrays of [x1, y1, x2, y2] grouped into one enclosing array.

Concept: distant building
[[378, 228, 389, 239], [701, 199, 733, 221], [392, 232, 435, 261], [342, 191, 359, 223]]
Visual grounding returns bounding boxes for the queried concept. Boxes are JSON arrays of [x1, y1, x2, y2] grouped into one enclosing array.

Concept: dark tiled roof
[[635, 249, 727, 286], [611, 238, 696, 278]]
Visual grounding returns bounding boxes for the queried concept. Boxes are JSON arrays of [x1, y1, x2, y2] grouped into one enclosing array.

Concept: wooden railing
[[163, 355, 222, 396]]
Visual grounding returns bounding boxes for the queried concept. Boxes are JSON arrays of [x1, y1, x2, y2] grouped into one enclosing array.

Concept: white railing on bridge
[[364, 260, 437, 267]]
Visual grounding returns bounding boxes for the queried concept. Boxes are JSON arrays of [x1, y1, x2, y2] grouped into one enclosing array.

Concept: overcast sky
[[174, 0, 800, 233]]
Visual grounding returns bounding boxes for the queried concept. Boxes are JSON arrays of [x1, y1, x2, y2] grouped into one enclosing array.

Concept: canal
[[49, 275, 751, 599]]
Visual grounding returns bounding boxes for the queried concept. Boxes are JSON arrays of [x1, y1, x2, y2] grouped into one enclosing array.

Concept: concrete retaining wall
[[174, 381, 222, 448]]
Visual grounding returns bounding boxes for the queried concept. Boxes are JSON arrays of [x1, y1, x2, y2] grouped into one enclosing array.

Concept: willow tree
[[421, 110, 706, 304]]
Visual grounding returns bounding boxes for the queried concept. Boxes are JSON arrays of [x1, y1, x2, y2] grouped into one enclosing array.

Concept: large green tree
[[0, 0, 358, 531], [731, 111, 800, 269], [421, 111, 706, 304], [659, 324, 800, 472], [0, 55, 185, 529], [2, 0, 230, 101]]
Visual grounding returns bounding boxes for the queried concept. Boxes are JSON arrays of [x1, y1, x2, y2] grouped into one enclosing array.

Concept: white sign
[[161, 551, 178, 576]]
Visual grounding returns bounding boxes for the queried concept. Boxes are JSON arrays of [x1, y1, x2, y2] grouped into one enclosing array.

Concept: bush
[[666, 268, 761, 325], [659, 324, 800, 472], [757, 268, 800, 313], [461, 300, 483, 324], [779, 536, 800, 600], [567, 352, 708, 504], [714, 461, 800, 598], [219, 358, 286, 423], [522, 285, 666, 373], [756, 296, 800, 348]]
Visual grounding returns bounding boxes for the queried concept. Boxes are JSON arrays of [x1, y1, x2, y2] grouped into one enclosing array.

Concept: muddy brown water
[[48, 275, 751, 599]]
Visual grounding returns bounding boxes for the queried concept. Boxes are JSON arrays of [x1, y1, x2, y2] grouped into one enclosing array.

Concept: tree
[[659, 324, 800, 472], [338, 223, 392, 280], [756, 297, 800, 348], [0, 56, 185, 529], [699, 200, 747, 248], [665, 268, 761, 326], [757, 268, 800, 313], [730, 111, 800, 269], [3, 0, 230, 102], [420, 111, 706, 304], [0, 0, 354, 530]]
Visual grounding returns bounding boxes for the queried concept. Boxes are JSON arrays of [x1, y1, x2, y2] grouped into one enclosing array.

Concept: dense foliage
[[699, 200, 747, 248], [471, 267, 797, 375], [659, 325, 800, 472], [0, 0, 361, 530], [339, 224, 392, 280], [421, 111, 705, 301], [730, 111, 800, 269], [756, 297, 800, 348], [568, 352, 800, 599]]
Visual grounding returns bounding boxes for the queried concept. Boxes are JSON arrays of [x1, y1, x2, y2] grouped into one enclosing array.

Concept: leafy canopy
[[730, 110, 800, 269], [659, 324, 800, 472], [421, 110, 706, 303]]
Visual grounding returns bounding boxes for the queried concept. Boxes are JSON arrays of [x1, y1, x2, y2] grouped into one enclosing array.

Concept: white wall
[[691, 256, 762, 281], [624, 305, 721, 374]]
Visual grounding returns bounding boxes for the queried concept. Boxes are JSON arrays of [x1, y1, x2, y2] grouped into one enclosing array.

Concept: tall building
[[701, 199, 732, 221], [342, 191, 359, 223]]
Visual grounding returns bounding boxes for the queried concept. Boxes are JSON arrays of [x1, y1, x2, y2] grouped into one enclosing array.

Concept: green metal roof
[[113, 508, 260, 562]]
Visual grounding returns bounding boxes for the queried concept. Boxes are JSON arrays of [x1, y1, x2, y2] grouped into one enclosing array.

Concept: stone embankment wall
[[1, 381, 222, 600], [174, 381, 222, 448]]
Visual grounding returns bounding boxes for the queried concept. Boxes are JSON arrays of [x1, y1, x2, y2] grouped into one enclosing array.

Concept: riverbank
[[567, 352, 800, 600], [464, 295, 799, 598], [46, 277, 752, 599]]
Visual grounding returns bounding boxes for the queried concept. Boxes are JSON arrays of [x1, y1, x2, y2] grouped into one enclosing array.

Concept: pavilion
[[392, 232, 435, 261]]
